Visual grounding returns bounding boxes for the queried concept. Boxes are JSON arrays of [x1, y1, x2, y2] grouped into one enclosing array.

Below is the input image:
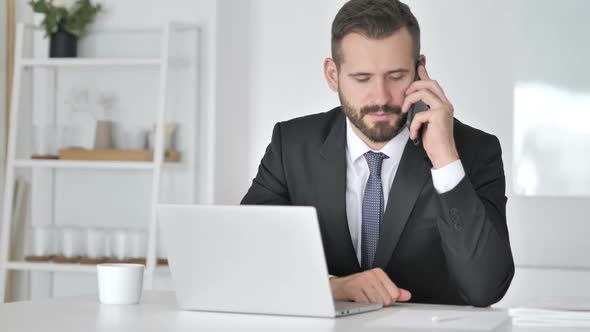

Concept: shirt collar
[[345, 116, 410, 163]]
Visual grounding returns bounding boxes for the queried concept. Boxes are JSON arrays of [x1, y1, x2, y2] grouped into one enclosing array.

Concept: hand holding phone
[[403, 57, 459, 168]]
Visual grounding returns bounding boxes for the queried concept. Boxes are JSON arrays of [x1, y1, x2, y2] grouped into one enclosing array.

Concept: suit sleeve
[[436, 134, 515, 307], [241, 122, 292, 205]]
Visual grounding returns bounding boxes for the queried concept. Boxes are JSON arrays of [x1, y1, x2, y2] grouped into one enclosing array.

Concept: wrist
[[431, 147, 459, 169]]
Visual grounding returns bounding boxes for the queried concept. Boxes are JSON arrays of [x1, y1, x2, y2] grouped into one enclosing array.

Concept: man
[[241, 0, 514, 307]]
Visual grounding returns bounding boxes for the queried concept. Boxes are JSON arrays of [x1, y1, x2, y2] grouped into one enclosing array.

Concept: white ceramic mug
[[60, 227, 84, 258], [109, 229, 128, 261], [128, 229, 147, 259], [97, 263, 144, 305], [86, 228, 106, 259], [30, 225, 55, 257]]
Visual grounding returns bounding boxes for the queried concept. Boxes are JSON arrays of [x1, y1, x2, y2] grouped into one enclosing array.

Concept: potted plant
[[29, 0, 102, 57]]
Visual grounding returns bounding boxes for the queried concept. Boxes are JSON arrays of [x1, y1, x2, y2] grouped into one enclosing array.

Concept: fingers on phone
[[409, 110, 430, 140]]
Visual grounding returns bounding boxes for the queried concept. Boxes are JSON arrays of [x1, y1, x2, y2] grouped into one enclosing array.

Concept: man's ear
[[324, 58, 339, 92]]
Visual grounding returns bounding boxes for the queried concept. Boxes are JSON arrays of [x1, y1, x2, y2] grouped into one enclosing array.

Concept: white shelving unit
[[21, 58, 163, 67], [5, 261, 97, 274], [0, 22, 201, 302], [14, 159, 157, 170]]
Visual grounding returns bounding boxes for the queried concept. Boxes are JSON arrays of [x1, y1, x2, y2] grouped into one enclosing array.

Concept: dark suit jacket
[[241, 107, 514, 307]]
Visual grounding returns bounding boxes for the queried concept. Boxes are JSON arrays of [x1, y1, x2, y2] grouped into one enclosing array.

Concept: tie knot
[[363, 151, 389, 175]]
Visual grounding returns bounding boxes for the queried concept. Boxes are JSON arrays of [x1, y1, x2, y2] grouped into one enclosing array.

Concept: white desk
[[0, 291, 585, 331]]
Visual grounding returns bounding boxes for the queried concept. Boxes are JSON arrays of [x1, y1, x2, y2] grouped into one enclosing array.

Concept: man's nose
[[369, 79, 392, 106]]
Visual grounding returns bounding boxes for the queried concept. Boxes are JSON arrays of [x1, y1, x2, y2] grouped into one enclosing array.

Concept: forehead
[[339, 28, 415, 70]]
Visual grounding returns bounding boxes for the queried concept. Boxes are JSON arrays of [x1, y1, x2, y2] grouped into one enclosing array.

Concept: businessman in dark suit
[[241, 0, 514, 307]]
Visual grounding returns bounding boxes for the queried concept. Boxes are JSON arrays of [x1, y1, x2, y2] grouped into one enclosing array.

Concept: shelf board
[[6, 261, 97, 273], [21, 58, 163, 68], [5, 261, 171, 274], [14, 159, 156, 170]]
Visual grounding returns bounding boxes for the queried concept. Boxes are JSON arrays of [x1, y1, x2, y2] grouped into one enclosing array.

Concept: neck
[[350, 124, 387, 151]]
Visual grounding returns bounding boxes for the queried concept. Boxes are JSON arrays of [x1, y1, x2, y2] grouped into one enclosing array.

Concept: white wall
[[214, 0, 347, 203], [213, 0, 252, 204], [246, 0, 344, 175]]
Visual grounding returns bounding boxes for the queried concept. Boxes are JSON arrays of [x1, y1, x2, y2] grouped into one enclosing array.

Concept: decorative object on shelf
[[128, 229, 147, 261], [94, 120, 114, 149], [58, 147, 181, 162], [148, 122, 178, 150], [29, 0, 102, 57], [61, 88, 119, 150], [24, 225, 168, 266], [53, 227, 84, 263], [80, 228, 107, 264], [27, 226, 56, 261], [109, 229, 129, 262], [93, 92, 118, 149], [113, 123, 148, 150]]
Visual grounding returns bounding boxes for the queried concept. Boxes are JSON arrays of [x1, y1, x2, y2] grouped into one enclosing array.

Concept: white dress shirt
[[345, 118, 465, 264]]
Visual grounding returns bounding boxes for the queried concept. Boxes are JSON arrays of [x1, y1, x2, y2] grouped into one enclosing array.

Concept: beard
[[339, 91, 407, 143]]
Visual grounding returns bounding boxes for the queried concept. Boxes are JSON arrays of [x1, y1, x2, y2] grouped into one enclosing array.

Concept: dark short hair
[[331, 0, 420, 67]]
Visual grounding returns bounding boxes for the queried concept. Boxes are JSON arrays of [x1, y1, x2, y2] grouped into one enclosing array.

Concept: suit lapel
[[373, 140, 432, 269], [317, 111, 360, 272]]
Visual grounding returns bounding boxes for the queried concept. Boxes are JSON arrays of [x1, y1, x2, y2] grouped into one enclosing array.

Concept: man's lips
[[366, 112, 395, 120]]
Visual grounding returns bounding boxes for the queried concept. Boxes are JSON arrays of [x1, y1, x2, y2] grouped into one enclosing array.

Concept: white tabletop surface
[[0, 291, 586, 332]]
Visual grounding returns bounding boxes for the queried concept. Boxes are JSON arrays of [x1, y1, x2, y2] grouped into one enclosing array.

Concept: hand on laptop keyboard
[[329, 268, 412, 306]]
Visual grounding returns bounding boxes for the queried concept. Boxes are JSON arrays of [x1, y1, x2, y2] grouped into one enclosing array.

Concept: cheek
[[393, 81, 413, 105], [339, 82, 366, 106], [394, 90, 407, 105]]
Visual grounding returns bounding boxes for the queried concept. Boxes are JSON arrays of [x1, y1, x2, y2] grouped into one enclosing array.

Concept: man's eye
[[355, 77, 370, 82], [389, 75, 403, 81]]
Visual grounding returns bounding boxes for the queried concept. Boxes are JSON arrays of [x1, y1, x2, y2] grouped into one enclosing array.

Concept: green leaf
[[62, 0, 102, 36], [31, 0, 102, 37], [29, 0, 50, 14], [44, 11, 58, 36]]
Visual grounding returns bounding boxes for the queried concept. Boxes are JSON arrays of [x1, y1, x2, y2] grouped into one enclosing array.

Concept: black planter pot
[[49, 26, 78, 58]]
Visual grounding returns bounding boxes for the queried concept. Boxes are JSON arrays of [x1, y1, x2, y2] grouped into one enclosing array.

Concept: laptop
[[157, 204, 382, 318]]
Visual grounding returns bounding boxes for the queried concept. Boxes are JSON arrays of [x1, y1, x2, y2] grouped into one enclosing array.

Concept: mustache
[[360, 104, 402, 117]]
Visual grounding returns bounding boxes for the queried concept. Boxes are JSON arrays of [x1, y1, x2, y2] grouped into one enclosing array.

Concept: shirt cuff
[[431, 159, 465, 194]]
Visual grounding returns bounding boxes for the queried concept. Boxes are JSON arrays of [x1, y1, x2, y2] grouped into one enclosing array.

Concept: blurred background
[[0, 0, 588, 307]]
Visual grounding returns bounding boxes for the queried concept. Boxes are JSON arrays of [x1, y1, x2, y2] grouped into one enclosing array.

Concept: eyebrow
[[348, 69, 409, 77]]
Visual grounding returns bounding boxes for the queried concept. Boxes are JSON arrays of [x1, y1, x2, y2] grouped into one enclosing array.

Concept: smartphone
[[406, 59, 429, 146]]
